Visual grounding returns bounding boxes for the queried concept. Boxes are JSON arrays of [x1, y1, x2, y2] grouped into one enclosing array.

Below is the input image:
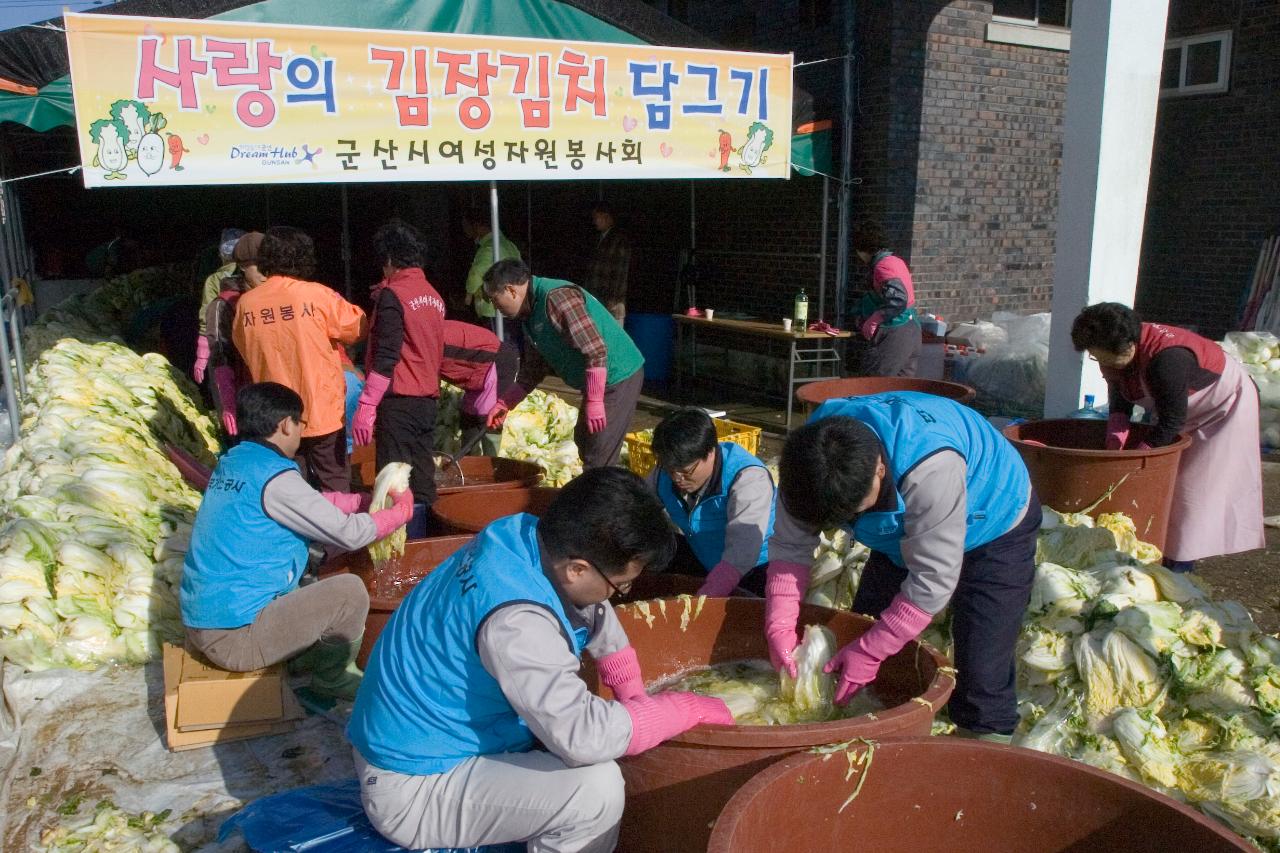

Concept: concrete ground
[[543, 376, 1280, 631]]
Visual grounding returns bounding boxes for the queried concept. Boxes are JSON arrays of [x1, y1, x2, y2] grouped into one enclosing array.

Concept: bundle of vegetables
[[497, 389, 582, 486], [0, 339, 218, 671], [26, 264, 197, 357], [805, 528, 868, 611], [1220, 331, 1280, 448], [367, 462, 412, 566]]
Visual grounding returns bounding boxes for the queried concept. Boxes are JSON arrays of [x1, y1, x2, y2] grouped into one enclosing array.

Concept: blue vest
[[347, 514, 586, 776], [656, 442, 775, 569], [180, 441, 310, 629], [810, 393, 1030, 565]]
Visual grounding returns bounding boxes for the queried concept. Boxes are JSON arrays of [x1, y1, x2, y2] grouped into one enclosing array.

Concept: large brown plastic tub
[[320, 536, 472, 669], [432, 487, 561, 533], [582, 596, 954, 853], [350, 444, 543, 494], [319, 538, 703, 668], [1003, 419, 1191, 552], [796, 376, 977, 409], [708, 738, 1251, 853]]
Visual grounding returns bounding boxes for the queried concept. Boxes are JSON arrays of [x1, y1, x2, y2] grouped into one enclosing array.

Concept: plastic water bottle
[[1070, 394, 1107, 419], [793, 289, 809, 326]]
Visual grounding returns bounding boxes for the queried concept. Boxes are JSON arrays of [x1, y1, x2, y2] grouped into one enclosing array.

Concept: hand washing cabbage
[[367, 463, 412, 567], [779, 624, 837, 712]]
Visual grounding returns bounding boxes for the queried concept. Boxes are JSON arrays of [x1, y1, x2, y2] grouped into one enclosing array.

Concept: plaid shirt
[[583, 228, 631, 307], [517, 285, 608, 389]]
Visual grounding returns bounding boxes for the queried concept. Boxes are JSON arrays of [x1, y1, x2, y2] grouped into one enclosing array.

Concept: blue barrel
[[625, 312, 674, 383]]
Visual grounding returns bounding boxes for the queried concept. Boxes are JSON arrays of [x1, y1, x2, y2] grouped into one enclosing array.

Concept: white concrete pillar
[[1044, 0, 1170, 417]]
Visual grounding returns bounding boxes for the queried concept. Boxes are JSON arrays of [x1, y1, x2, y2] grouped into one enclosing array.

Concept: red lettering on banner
[[137, 37, 208, 110], [557, 50, 606, 117]]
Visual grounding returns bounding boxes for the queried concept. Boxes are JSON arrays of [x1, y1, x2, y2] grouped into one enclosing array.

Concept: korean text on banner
[[64, 13, 793, 187]]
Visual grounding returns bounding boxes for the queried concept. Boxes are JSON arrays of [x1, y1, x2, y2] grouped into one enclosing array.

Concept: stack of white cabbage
[[497, 389, 582, 486], [806, 507, 1280, 847], [0, 339, 219, 671], [1220, 331, 1280, 448]]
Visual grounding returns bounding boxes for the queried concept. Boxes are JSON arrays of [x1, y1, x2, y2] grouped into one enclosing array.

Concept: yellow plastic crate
[[625, 418, 762, 478]]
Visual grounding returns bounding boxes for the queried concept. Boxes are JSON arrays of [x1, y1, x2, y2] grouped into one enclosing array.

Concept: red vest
[[440, 320, 501, 391], [1102, 322, 1226, 403], [367, 267, 445, 397]]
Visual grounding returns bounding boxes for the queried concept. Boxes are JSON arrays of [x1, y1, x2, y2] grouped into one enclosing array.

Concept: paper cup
[[782, 318, 793, 331], [704, 309, 715, 320]]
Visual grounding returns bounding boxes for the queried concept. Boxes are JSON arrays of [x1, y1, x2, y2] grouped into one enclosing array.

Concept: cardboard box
[[163, 644, 302, 752]]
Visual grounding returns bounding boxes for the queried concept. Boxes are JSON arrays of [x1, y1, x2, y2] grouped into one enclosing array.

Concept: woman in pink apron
[[1071, 303, 1265, 572]]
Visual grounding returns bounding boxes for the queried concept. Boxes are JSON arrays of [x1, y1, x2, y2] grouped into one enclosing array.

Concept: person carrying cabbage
[[481, 258, 645, 469], [346, 467, 732, 852], [647, 407, 776, 597], [1071, 302, 1265, 573], [763, 392, 1041, 742], [181, 382, 414, 700]]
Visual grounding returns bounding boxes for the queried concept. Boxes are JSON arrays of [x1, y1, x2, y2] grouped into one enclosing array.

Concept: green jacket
[[526, 277, 643, 389], [466, 232, 521, 319]]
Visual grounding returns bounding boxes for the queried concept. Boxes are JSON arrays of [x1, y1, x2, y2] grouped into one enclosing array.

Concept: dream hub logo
[[228, 143, 322, 168]]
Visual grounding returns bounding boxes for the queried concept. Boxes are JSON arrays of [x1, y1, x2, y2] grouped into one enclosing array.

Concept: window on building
[[993, 0, 1071, 29], [1161, 31, 1232, 96]]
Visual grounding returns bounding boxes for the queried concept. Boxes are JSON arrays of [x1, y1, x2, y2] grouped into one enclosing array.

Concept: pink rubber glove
[[597, 646, 646, 701], [487, 384, 531, 429], [1105, 412, 1130, 451], [1136, 441, 1152, 451], [764, 561, 810, 678], [192, 336, 211, 383], [370, 488, 414, 539], [622, 692, 734, 755], [322, 491, 371, 514], [698, 561, 742, 597], [825, 593, 932, 705], [859, 312, 884, 341], [352, 372, 390, 447], [584, 366, 607, 434], [212, 366, 238, 436]]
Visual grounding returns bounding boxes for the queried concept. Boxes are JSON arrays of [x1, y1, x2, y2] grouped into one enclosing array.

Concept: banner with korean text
[[64, 13, 792, 187]]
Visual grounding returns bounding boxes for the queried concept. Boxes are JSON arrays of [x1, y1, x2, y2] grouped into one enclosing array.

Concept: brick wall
[[1137, 0, 1280, 338]]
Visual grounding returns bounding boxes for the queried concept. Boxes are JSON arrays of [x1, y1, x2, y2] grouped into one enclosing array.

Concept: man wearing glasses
[[647, 408, 776, 598], [347, 468, 732, 852]]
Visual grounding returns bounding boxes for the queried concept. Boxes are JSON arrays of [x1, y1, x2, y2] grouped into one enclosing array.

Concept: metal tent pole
[[490, 181, 503, 340], [818, 176, 830, 320], [834, 2, 857, 330]]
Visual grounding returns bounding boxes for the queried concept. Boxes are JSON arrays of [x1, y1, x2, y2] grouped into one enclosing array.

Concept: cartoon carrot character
[[717, 130, 732, 172], [166, 133, 190, 171]]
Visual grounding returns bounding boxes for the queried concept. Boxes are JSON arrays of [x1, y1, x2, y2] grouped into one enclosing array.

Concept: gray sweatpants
[[353, 748, 624, 853], [575, 368, 644, 469], [185, 574, 368, 671]]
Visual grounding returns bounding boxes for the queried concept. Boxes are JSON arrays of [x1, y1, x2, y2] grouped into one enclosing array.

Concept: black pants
[[858, 320, 921, 377], [671, 534, 768, 596], [851, 491, 1041, 735], [297, 428, 350, 493], [375, 395, 438, 506]]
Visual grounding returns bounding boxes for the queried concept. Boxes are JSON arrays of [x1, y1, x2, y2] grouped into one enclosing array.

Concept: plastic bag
[[965, 312, 1052, 417], [217, 779, 525, 852]]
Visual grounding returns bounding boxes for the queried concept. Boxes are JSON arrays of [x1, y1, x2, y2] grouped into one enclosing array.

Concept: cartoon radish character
[[738, 122, 774, 174], [166, 133, 189, 171], [89, 118, 129, 181], [135, 112, 168, 177], [717, 130, 732, 172]]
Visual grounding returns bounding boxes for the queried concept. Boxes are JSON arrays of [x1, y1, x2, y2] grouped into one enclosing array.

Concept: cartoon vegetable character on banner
[[717, 130, 732, 172], [109, 99, 152, 158], [166, 133, 189, 171], [738, 122, 774, 174], [89, 119, 129, 181]]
